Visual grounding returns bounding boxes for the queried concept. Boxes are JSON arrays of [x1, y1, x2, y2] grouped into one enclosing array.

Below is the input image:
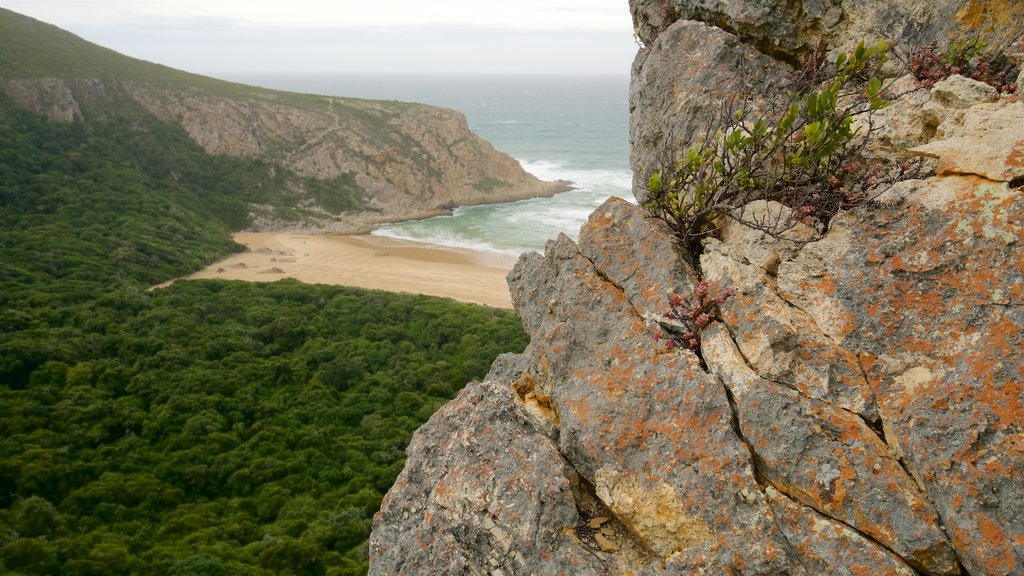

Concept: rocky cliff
[[0, 9, 566, 232], [369, 1, 1024, 575], [0, 76, 565, 231]]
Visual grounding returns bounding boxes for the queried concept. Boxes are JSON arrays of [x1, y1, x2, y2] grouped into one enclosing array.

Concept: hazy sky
[[0, 1, 638, 76]]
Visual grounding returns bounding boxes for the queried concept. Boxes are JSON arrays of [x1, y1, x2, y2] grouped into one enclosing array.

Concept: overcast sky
[[0, 1, 638, 76]]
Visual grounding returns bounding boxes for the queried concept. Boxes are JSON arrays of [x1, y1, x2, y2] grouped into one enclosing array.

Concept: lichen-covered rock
[[765, 487, 919, 576], [630, 0, 1024, 63], [701, 240, 878, 419], [701, 324, 959, 575], [506, 201, 796, 574], [779, 175, 1024, 576], [368, 379, 605, 575], [372, 179, 1023, 575]]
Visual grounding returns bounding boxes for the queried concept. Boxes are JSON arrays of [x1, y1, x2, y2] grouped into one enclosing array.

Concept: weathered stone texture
[[505, 200, 796, 574], [630, 0, 1024, 62], [368, 379, 605, 576], [701, 323, 959, 575], [765, 486, 919, 576], [778, 174, 1024, 576], [912, 100, 1024, 183], [371, 1, 1024, 574], [629, 19, 788, 203], [373, 178, 1023, 575]]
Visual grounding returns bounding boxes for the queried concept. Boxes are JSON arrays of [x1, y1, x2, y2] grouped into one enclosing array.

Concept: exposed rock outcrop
[[0, 76, 565, 232], [371, 1, 1023, 575], [630, 0, 1024, 64], [629, 0, 1024, 200], [374, 169, 1022, 576], [121, 83, 565, 228]]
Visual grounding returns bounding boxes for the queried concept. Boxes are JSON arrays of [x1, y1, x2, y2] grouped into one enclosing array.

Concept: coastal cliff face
[[370, 1, 1024, 575], [0, 77, 564, 231]]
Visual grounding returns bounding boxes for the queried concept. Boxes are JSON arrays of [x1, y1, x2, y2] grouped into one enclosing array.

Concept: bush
[[643, 40, 905, 250], [909, 37, 1020, 93]]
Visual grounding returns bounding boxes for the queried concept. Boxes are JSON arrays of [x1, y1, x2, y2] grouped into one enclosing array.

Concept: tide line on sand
[[176, 232, 521, 309]]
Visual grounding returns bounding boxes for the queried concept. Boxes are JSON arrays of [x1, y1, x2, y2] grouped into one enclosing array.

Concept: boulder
[[368, 379, 606, 575]]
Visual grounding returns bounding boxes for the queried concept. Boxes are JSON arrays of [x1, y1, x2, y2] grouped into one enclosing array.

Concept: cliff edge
[[371, 2, 1023, 574]]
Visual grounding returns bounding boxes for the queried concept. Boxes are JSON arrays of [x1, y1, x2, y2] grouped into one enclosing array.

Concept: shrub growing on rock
[[643, 40, 907, 250], [653, 281, 736, 352], [909, 37, 1020, 93]]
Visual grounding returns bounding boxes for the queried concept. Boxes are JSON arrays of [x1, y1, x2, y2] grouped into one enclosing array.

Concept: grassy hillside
[[0, 8, 528, 575], [0, 7, 346, 105]]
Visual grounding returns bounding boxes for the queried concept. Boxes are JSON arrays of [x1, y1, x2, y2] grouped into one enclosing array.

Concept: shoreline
[[170, 232, 521, 309]]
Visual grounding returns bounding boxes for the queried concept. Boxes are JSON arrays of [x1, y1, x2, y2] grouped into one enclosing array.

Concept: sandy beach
[[176, 233, 521, 308]]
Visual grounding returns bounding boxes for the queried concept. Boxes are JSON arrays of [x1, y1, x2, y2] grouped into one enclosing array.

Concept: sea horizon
[[218, 72, 635, 255]]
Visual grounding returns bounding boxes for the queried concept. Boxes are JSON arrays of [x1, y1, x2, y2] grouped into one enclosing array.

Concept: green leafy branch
[[644, 40, 899, 250]]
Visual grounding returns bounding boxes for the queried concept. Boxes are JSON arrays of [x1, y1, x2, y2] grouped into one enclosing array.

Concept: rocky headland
[[0, 76, 567, 232], [369, 1, 1024, 575], [0, 8, 568, 233]]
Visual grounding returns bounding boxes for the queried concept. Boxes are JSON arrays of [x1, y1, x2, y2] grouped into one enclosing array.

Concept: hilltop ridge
[[0, 7, 567, 232]]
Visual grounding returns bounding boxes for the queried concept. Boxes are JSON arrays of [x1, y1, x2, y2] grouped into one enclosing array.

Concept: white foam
[[376, 158, 634, 255]]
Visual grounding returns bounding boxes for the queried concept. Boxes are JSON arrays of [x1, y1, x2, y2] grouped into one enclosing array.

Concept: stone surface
[[629, 19, 789, 204], [629, 1, 1024, 202], [765, 487, 919, 576], [779, 175, 1024, 576], [701, 324, 959, 575], [630, 0, 1024, 63], [701, 239, 878, 419], [504, 200, 796, 574], [912, 101, 1024, 183], [368, 379, 605, 575], [930, 75, 999, 110], [372, 177, 1023, 575]]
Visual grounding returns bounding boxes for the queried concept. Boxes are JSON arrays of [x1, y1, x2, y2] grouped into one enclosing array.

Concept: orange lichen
[[976, 515, 1019, 574], [955, 0, 1023, 31], [1007, 144, 1024, 169]]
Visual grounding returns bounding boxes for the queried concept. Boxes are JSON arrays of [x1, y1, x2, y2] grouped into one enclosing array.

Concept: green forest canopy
[[0, 73, 528, 574]]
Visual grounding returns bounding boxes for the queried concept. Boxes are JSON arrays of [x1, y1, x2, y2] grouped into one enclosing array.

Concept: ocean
[[223, 73, 633, 255]]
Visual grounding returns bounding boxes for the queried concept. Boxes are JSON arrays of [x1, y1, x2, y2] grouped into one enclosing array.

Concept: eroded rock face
[[629, 19, 788, 204], [372, 176, 1022, 574], [0, 78, 565, 231], [630, 0, 1024, 62], [777, 175, 1024, 576], [368, 379, 604, 575], [371, 2, 1024, 575]]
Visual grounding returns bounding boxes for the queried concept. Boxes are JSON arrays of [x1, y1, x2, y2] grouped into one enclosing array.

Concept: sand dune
[[179, 233, 521, 308]]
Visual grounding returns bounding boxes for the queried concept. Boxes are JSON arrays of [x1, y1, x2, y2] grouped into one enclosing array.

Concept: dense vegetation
[[0, 14, 529, 574], [0, 280, 526, 575]]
